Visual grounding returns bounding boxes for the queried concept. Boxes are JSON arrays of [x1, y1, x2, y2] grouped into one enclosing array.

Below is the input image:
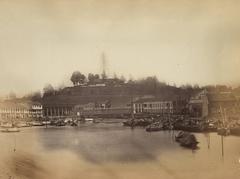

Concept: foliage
[[71, 71, 86, 86], [43, 84, 55, 97]]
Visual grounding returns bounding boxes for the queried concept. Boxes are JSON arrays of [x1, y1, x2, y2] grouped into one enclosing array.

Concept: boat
[[29, 121, 44, 127], [84, 118, 94, 123], [16, 122, 31, 128], [1, 127, 20, 133], [55, 121, 66, 126], [175, 131, 199, 149], [146, 122, 163, 132], [217, 127, 230, 136], [217, 106, 230, 136], [0, 123, 13, 128], [230, 127, 240, 136], [123, 119, 152, 127], [204, 123, 217, 132], [70, 122, 78, 126], [123, 119, 135, 127]]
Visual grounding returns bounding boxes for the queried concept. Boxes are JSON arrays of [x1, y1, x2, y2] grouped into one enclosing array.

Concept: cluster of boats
[[123, 117, 240, 137], [123, 118, 215, 132], [123, 118, 200, 149], [0, 118, 98, 133], [122, 118, 153, 127], [217, 126, 240, 136]]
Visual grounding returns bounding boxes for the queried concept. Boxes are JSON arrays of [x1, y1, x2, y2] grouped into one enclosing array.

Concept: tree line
[[41, 71, 204, 98]]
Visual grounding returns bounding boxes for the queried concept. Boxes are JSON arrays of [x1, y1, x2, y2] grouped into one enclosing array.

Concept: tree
[[127, 75, 135, 85], [24, 91, 42, 101], [79, 73, 86, 84], [71, 71, 81, 86], [71, 71, 86, 86], [43, 84, 55, 97], [94, 74, 100, 80], [88, 73, 95, 84], [88, 73, 101, 84], [120, 75, 126, 84]]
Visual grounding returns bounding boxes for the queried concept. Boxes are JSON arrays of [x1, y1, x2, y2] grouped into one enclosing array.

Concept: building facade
[[133, 98, 175, 114], [0, 101, 43, 121], [189, 90, 209, 118]]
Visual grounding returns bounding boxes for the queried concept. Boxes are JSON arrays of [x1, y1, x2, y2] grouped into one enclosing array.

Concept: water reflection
[[37, 123, 180, 163]]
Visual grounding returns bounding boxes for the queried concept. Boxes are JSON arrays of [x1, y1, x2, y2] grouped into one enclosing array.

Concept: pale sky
[[0, 0, 240, 96]]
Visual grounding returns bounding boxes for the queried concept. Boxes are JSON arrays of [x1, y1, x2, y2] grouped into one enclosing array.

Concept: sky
[[0, 0, 240, 96]]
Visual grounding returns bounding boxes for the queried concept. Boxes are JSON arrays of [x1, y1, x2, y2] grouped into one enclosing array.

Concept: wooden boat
[[204, 123, 217, 132], [175, 131, 199, 149], [55, 121, 66, 126], [230, 127, 240, 136], [123, 119, 152, 127], [29, 121, 44, 126], [0, 123, 13, 128], [1, 127, 20, 133], [70, 121, 78, 126], [217, 127, 230, 136], [123, 119, 135, 127], [146, 122, 163, 132], [175, 131, 187, 142], [217, 106, 230, 136], [84, 118, 94, 123], [16, 122, 31, 128]]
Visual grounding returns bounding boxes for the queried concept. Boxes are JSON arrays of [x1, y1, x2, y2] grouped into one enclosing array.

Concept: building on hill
[[0, 100, 43, 121], [43, 93, 134, 118], [42, 83, 191, 118], [42, 84, 136, 118]]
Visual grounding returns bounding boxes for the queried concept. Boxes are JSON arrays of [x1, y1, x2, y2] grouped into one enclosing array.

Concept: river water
[[0, 122, 240, 179]]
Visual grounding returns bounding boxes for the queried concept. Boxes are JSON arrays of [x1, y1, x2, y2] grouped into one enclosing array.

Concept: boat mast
[[131, 95, 134, 120], [220, 105, 225, 127]]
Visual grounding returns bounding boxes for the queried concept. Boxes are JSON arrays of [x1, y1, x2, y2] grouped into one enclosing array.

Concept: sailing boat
[[217, 106, 230, 136], [123, 96, 135, 127]]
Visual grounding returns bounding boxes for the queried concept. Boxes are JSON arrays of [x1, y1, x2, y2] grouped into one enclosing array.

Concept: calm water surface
[[0, 122, 240, 179]]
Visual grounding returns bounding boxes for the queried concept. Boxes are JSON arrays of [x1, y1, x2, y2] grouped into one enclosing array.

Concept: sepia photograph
[[0, 0, 240, 179]]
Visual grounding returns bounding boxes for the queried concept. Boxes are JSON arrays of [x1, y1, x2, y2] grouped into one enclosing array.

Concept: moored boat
[[217, 127, 230, 136], [1, 127, 20, 133], [0, 123, 13, 128], [146, 122, 163, 132], [84, 118, 94, 123], [175, 131, 199, 149], [230, 127, 240, 136], [29, 121, 44, 127], [123, 119, 152, 127]]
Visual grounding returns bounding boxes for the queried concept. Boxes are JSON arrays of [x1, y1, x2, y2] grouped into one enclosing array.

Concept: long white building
[[133, 98, 174, 114], [0, 100, 43, 121]]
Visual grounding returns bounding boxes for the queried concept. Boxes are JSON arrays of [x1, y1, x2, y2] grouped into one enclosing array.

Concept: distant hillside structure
[[42, 80, 191, 119]]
